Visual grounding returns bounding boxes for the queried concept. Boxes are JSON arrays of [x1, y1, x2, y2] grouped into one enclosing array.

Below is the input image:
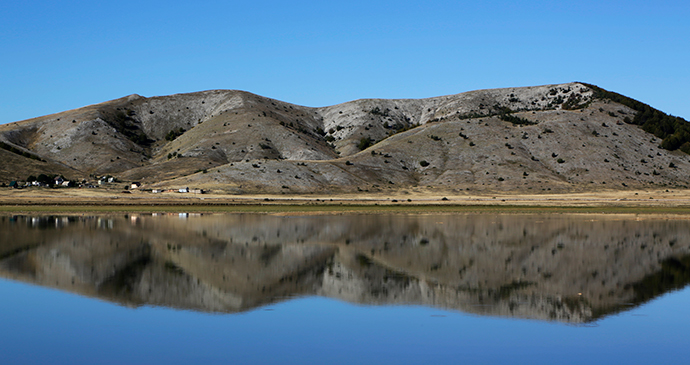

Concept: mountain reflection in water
[[1, 213, 689, 324]]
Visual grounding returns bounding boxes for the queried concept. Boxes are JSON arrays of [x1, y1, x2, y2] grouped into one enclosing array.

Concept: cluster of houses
[[151, 187, 204, 194], [98, 176, 117, 185], [6, 175, 120, 189], [129, 183, 204, 194], [9, 176, 76, 189], [6, 176, 204, 194]]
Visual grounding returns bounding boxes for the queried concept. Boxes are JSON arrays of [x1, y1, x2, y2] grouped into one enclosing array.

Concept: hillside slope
[[1, 82, 689, 193]]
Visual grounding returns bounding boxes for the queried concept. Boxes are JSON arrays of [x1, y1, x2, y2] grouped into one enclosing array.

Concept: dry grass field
[[3, 187, 690, 214]]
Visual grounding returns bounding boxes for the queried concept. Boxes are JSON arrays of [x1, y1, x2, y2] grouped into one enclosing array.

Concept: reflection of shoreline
[[0, 214, 689, 323]]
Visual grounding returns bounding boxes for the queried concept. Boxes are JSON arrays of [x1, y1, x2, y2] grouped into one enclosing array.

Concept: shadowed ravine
[[1, 213, 689, 323]]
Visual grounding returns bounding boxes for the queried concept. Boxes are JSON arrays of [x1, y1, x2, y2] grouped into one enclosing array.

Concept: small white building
[[131, 182, 141, 189], [178, 187, 189, 193]]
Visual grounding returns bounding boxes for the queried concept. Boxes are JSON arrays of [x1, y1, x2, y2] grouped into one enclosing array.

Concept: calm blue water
[[1, 213, 689, 364], [1, 278, 689, 364]]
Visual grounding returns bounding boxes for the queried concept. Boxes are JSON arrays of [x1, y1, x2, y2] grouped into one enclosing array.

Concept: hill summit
[[2, 82, 689, 194]]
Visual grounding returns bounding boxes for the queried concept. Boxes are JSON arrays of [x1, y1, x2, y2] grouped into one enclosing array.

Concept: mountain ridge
[[2, 82, 689, 194]]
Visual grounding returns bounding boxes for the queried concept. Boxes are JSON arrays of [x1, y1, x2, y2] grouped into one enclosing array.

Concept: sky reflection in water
[[0, 213, 689, 364]]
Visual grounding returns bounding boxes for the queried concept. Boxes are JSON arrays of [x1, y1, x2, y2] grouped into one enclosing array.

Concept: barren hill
[[2, 82, 689, 193]]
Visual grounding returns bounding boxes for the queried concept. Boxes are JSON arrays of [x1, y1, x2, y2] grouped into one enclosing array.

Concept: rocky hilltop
[[2, 82, 689, 193]]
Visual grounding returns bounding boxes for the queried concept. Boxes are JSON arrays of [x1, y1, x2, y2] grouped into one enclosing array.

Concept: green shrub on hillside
[[165, 127, 186, 141], [370, 106, 390, 117], [499, 112, 535, 126], [492, 106, 535, 126], [0, 141, 45, 161], [561, 93, 589, 110], [358, 137, 372, 150], [583, 83, 690, 154]]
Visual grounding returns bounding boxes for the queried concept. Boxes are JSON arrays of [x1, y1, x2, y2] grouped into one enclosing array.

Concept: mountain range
[[2, 82, 689, 193]]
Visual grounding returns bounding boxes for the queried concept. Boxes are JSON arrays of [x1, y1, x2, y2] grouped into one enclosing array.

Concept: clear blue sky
[[1, 0, 688, 124]]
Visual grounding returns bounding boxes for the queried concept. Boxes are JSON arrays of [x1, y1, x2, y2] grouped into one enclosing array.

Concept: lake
[[1, 212, 689, 364]]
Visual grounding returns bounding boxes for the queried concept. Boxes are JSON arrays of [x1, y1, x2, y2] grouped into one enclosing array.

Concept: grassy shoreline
[[3, 188, 690, 214], [3, 204, 690, 215]]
